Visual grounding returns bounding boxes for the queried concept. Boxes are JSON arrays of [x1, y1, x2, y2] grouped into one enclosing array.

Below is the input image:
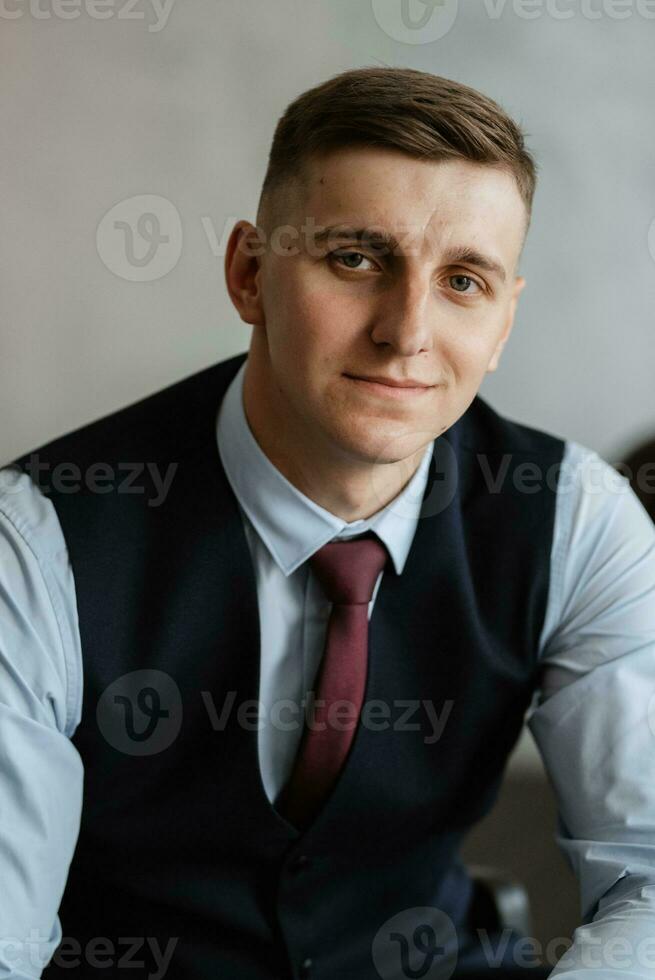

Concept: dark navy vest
[[12, 351, 565, 980]]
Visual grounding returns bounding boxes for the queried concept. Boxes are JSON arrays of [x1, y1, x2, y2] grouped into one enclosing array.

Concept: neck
[[241, 356, 427, 523]]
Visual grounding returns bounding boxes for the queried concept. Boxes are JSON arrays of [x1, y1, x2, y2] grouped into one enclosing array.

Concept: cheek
[[285, 283, 359, 354], [439, 305, 507, 359]]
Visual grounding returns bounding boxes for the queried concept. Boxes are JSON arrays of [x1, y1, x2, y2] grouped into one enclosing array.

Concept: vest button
[[289, 854, 311, 873], [299, 956, 313, 979]]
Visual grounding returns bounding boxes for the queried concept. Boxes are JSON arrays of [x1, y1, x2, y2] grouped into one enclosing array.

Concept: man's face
[[240, 147, 527, 468]]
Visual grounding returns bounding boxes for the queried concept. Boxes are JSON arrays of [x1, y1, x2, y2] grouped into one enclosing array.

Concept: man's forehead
[[302, 148, 522, 210], [291, 152, 527, 259]]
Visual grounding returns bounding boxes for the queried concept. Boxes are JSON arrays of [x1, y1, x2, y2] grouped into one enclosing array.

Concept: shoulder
[[541, 437, 655, 654], [553, 437, 654, 559], [0, 468, 81, 735]]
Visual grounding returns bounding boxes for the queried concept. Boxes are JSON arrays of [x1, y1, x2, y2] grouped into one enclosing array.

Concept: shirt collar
[[216, 359, 433, 577]]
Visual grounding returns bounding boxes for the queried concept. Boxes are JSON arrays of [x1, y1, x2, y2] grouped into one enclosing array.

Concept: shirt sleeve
[[528, 439, 655, 979], [0, 467, 84, 979]]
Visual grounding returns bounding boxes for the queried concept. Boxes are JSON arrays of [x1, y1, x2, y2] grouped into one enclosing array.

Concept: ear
[[486, 276, 526, 374], [224, 220, 266, 328]]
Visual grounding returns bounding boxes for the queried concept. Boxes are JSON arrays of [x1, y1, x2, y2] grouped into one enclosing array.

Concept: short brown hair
[[257, 66, 537, 235]]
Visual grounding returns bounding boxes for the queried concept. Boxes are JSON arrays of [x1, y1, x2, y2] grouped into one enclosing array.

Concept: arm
[[0, 468, 84, 979], [528, 440, 655, 979]]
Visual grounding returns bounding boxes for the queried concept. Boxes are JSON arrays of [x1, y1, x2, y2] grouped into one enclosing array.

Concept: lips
[[345, 375, 434, 399], [346, 374, 434, 389]]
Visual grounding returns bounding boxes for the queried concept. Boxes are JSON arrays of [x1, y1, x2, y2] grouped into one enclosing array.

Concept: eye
[[329, 250, 379, 272], [449, 274, 482, 295]]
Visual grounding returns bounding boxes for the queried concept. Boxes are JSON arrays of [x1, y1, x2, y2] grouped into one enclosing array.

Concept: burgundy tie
[[274, 531, 389, 830]]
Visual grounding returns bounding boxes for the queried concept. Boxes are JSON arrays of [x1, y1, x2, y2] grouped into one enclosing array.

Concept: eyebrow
[[311, 226, 507, 283]]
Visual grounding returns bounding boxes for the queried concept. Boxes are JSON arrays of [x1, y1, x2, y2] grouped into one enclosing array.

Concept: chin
[[341, 434, 425, 467], [325, 412, 424, 462]]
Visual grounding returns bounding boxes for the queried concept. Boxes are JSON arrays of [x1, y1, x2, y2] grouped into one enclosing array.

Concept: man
[[1, 66, 654, 980]]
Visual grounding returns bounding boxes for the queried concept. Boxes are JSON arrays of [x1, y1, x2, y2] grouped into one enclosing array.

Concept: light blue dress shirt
[[1, 359, 655, 979]]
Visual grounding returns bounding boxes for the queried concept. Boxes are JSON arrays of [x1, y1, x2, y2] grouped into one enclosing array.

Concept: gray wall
[[2, 0, 653, 946], [2, 2, 653, 469]]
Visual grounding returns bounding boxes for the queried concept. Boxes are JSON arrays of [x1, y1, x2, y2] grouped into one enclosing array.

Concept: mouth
[[344, 374, 436, 399]]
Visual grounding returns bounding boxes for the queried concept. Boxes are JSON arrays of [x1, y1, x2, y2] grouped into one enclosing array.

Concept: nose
[[369, 275, 434, 356]]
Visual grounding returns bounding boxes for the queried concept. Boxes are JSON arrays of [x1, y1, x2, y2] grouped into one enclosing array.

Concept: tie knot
[[309, 531, 389, 606]]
